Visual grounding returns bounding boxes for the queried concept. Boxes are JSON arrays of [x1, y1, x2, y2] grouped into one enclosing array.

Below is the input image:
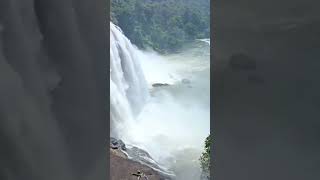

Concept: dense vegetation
[[111, 0, 210, 53], [200, 134, 211, 179]]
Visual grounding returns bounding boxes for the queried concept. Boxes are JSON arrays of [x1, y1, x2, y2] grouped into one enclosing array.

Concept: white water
[[110, 22, 149, 137], [197, 38, 210, 45], [110, 22, 210, 180]]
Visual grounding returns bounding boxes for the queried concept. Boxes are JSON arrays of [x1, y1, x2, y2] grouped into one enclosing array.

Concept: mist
[[122, 41, 210, 180]]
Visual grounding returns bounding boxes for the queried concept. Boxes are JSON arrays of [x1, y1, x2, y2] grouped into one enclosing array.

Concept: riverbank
[[110, 150, 164, 180], [110, 138, 172, 180]]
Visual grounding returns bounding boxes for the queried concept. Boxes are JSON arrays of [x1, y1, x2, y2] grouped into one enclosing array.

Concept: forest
[[111, 0, 210, 53]]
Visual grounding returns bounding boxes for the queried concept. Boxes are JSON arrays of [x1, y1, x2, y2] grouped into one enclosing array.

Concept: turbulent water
[[197, 38, 210, 45], [110, 22, 210, 180], [110, 22, 149, 137]]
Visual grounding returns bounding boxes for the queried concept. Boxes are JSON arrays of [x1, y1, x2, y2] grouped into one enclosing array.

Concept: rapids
[[110, 22, 210, 180]]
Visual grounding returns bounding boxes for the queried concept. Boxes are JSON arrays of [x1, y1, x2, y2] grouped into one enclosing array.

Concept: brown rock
[[110, 149, 166, 180], [152, 83, 170, 87]]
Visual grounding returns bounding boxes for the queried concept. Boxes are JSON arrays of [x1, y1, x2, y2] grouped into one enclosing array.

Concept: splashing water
[[110, 22, 149, 137], [197, 38, 210, 45], [110, 22, 210, 180]]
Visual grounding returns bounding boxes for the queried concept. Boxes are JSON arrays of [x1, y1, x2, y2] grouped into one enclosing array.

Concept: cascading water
[[110, 22, 149, 138], [110, 22, 177, 178], [110, 21, 210, 180], [197, 38, 210, 45]]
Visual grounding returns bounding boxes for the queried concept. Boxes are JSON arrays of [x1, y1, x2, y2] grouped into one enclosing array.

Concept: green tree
[[110, 0, 210, 53], [200, 134, 211, 179]]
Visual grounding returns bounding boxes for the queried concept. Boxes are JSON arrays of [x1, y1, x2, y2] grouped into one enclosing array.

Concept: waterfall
[[110, 22, 210, 179], [110, 22, 149, 138], [197, 38, 210, 45]]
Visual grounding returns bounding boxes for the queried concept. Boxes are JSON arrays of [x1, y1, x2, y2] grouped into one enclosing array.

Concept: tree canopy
[[111, 0, 210, 53]]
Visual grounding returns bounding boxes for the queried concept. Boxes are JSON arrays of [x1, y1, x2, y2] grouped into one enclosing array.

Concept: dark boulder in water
[[110, 137, 126, 150], [152, 83, 170, 87]]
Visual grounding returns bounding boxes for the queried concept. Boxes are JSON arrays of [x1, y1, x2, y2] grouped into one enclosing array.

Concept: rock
[[110, 137, 126, 150], [181, 78, 191, 84], [110, 139, 175, 180], [125, 146, 175, 179], [126, 146, 153, 161], [152, 83, 170, 87], [110, 150, 169, 180], [228, 53, 257, 71], [110, 148, 128, 159]]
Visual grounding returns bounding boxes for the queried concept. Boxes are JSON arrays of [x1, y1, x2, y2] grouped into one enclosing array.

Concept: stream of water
[[110, 22, 210, 179]]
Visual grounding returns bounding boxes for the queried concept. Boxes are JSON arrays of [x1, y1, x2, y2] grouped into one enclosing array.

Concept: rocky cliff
[[110, 149, 165, 180], [110, 138, 171, 180]]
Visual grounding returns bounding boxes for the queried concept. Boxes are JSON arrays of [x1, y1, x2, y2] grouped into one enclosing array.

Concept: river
[[110, 22, 210, 180], [125, 40, 210, 180]]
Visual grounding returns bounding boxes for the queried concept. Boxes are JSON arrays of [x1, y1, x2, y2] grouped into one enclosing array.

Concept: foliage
[[111, 0, 210, 53], [200, 134, 211, 179]]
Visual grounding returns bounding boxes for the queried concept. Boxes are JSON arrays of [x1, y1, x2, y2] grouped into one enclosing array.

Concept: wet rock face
[[110, 137, 126, 150], [152, 83, 170, 87], [109, 138, 174, 180], [110, 150, 165, 180]]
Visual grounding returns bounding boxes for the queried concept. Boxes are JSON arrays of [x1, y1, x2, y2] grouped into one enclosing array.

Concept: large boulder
[[152, 83, 170, 87], [110, 150, 168, 180], [110, 137, 126, 150], [109, 138, 175, 179]]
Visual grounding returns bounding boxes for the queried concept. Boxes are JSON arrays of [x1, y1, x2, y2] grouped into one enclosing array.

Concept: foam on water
[[110, 22, 210, 180]]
